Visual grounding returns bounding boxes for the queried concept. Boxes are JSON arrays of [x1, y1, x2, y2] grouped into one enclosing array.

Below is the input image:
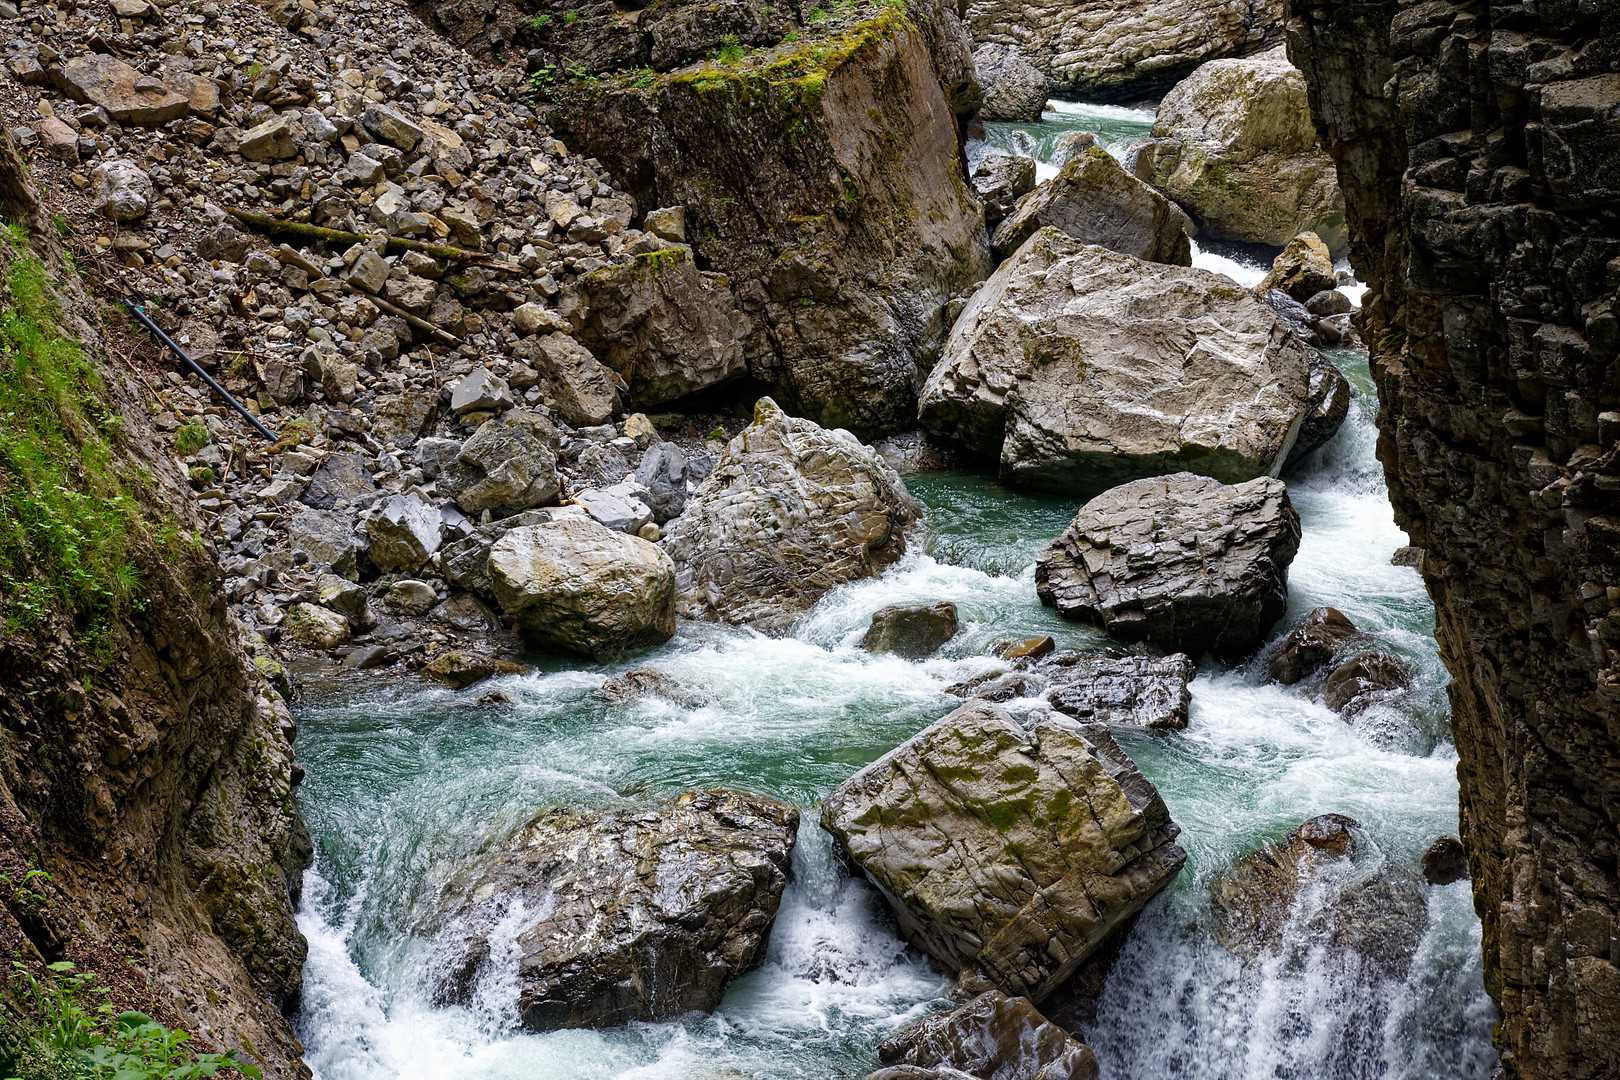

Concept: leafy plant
[[83, 1012, 261, 1080], [562, 9, 577, 23], [11, 961, 112, 1054], [2, 869, 51, 908], [173, 423, 209, 457], [714, 33, 744, 64], [522, 11, 550, 30], [806, 5, 827, 22]]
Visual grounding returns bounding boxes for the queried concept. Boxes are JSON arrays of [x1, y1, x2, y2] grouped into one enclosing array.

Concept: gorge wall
[[1286, 2, 1620, 1077], [0, 136, 310, 1077]]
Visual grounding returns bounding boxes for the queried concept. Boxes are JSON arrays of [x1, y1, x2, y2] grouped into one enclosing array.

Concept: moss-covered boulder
[[992, 146, 1193, 265], [1145, 47, 1346, 250], [547, 2, 990, 437], [822, 700, 1185, 1001]]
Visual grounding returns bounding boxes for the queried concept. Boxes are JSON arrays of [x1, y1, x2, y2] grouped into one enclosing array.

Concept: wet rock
[[1304, 289, 1353, 317], [599, 667, 710, 707], [301, 451, 380, 511], [559, 247, 747, 409], [422, 649, 525, 690], [53, 53, 190, 126], [974, 44, 1049, 122], [1037, 473, 1301, 658], [945, 668, 1038, 703], [1146, 47, 1345, 250], [971, 153, 1037, 228], [439, 412, 560, 518], [384, 579, 439, 616], [1421, 836, 1468, 886], [860, 602, 959, 660], [512, 333, 620, 427], [488, 518, 676, 660], [821, 700, 1186, 1000], [1256, 232, 1338, 302], [1390, 546, 1423, 570], [633, 441, 688, 524], [1322, 652, 1412, 716], [998, 636, 1055, 660], [343, 644, 393, 670], [1050, 130, 1097, 169], [89, 160, 152, 222], [1265, 606, 1361, 684], [1284, 347, 1352, 467], [366, 494, 441, 573], [433, 791, 798, 1030], [283, 602, 351, 649], [875, 990, 1098, 1080], [1210, 814, 1428, 979], [664, 398, 919, 635], [992, 149, 1193, 265], [920, 229, 1314, 497], [1045, 653, 1196, 729]]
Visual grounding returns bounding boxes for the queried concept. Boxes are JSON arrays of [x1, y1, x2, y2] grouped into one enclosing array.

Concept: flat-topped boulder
[[861, 602, 960, 659], [920, 228, 1318, 497], [53, 53, 191, 126], [873, 990, 1098, 1080], [992, 148, 1193, 265], [1037, 473, 1300, 658], [821, 700, 1185, 1001], [433, 791, 799, 1030], [488, 517, 676, 659], [1045, 653, 1197, 730], [663, 398, 919, 634]]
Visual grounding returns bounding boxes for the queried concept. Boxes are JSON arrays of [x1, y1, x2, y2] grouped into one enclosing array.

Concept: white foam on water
[[1192, 239, 1270, 287]]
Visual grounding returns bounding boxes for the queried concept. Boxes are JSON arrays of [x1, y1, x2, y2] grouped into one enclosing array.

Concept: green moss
[[174, 421, 209, 456], [0, 230, 157, 639]]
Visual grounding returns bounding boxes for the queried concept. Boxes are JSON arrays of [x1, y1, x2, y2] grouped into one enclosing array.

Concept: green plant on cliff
[[0, 233, 148, 639]]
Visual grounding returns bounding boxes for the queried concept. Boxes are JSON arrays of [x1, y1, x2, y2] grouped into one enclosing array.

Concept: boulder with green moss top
[[556, 246, 748, 408], [1144, 46, 1346, 250], [548, 2, 990, 438], [919, 227, 1320, 497], [821, 699, 1185, 1001], [991, 146, 1193, 264]]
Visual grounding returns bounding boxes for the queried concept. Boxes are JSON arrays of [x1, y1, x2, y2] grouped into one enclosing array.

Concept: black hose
[[123, 298, 279, 443]]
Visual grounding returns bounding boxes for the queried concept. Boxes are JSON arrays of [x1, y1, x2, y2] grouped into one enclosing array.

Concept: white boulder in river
[[821, 700, 1186, 1002], [663, 397, 919, 634], [1037, 472, 1301, 658], [919, 227, 1322, 497]]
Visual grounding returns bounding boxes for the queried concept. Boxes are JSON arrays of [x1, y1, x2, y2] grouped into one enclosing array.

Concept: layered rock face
[[964, 0, 1284, 99], [1287, 3, 1620, 1076], [433, 791, 798, 1030], [547, 3, 990, 437], [664, 398, 919, 634], [821, 701, 1186, 1002], [1144, 46, 1346, 250], [874, 990, 1099, 1080], [919, 228, 1318, 497], [0, 145, 308, 1077]]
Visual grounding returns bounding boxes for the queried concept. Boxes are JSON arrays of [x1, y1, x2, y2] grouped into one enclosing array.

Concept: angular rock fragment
[[970, 153, 1036, 228], [1036, 473, 1300, 658], [821, 701, 1186, 1000], [432, 791, 798, 1030], [365, 493, 441, 573], [300, 451, 380, 511], [511, 332, 620, 427], [439, 411, 559, 518], [1045, 653, 1196, 729], [54, 54, 190, 126], [875, 990, 1098, 1080], [992, 148, 1193, 265], [89, 160, 151, 221], [1257, 231, 1337, 302], [1265, 606, 1360, 684], [974, 44, 1049, 122]]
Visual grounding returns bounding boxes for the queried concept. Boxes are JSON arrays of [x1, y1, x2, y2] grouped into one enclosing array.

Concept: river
[[287, 104, 1497, 1080]]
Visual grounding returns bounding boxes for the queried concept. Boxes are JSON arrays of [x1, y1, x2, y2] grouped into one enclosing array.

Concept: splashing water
[[290, 350, 1494, 1078]]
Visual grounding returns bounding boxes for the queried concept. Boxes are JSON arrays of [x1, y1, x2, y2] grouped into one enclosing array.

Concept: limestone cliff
[[0, 135, 310, 1077], [1286, 3, 1619, 1077]]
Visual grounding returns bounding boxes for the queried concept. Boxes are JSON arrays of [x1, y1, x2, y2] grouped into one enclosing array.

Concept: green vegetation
[[0, 228, 154, 639], [521, 11, 550, 31], [173, 423, 209, 457], [2, 962, 261, 1080], [562, 9, 576, 24], [713, 33, 744, 65]]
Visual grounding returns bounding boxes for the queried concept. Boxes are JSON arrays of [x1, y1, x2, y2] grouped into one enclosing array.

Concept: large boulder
[[1265, 606, 1362, 684], [874, 990, 1098, 1080], [919, 228, 1316, 497], [432, 791, 798, 1030], [488, 517, 676, 659], [559, 247, 749, 408], [1284, 346, 1352, 467], [860, 602, 959, 659], [973, 44, 1049, 122], [992, 148, 1193, 265], [53, 53, 190, 126], [1210, 814, 1428, 979], [1045, 653, 1197, 730], [1145, 47, 1346, 250], [662, 398, 919, 634], [511, 332, 621, 427], [547, 3, 991, 438], [821, 701, 1186, 1001], [964, 0, 1282, 99], [1036, 473, 1301, 658], [1257, 231, 1338, 301], [438, 411, 560, 518]]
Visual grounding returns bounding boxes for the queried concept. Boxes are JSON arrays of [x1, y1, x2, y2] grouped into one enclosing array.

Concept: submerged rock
[[598, 667, 711, 708], [422, 650, 525, 690], [433, 791, 799, 1030], [861, 602, 960, 659], [919, 228, 1316, 498], [992, 148, 1193, 265], [821, 700, 1186, 1001], [874, 990, 1098, 1080], [974, 44, 1049, 122], [1322, 652, 1412, 717], [488, 518, 676, 660], [1145, 47, 1345, 250], [1037, 473, 1301, 658], [1046, 653, 1197, 730], [1210, 814, 1428, 979], [663, 398, 919, 635], [1265, 606, 1362, 684]]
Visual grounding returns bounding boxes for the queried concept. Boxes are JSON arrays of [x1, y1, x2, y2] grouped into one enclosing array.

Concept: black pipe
[[123, 298, 278, 443]]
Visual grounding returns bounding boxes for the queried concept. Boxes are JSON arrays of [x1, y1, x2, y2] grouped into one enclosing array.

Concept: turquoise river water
[[288, 104, 1498, 1080]]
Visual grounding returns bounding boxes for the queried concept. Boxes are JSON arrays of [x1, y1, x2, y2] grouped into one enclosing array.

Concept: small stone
[[1266, 606, 1361, 684], [89, 159, 152, 221], [1046, 653, 1197, 729], [384, 578, 439, 615], [347, 249, 389, 292], [36, 117, 79, 162], [623, 412, 658, 448], [637, 522, 661, 542], [511, 302, 565, 336], [642, 206, 687, 243], [1322, 652, 1412, 716], [362, 103, 424, 151], [239, 113, 301, 163]]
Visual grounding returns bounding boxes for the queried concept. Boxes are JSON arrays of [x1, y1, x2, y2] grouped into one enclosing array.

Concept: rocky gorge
[[0, 0, 1611, 1077]]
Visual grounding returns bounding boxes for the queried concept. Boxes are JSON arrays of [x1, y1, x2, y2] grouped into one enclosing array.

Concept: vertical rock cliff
[[0, 134, 311, 1077], [1286, 3, 1619, 1078]]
